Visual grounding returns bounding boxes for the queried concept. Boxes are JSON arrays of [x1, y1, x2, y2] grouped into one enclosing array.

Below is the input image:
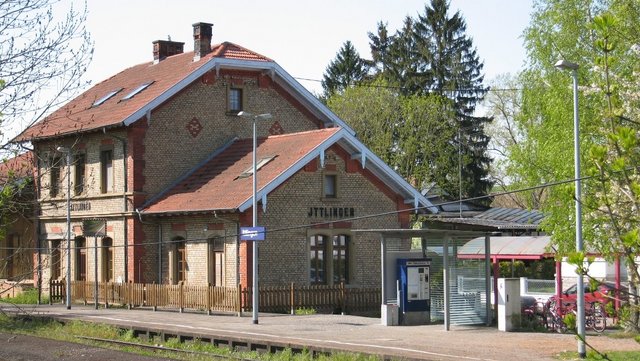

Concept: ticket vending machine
[[397, 258, 431, 325]]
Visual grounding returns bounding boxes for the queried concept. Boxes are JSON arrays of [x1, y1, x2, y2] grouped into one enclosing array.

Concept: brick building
[[15, 23, 435, 291], [0, 152, 35, 285]]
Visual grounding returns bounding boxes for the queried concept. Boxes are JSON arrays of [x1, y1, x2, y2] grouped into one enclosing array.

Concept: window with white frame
[[309, 233, 350, 285], [309, 234, 327, 284], [102, 237, 114, 282], [100, 148, 113, 193], [227, 86, 244, 114], [74, 152, 86, 195]]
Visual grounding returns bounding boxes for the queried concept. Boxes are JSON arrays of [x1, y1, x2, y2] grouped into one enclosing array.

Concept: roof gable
[[15, 41, 355, 142], [142, 128, 435, 215]]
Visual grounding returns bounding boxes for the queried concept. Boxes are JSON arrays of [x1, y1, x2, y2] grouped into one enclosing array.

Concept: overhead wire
[[2, 171, 602, 252]]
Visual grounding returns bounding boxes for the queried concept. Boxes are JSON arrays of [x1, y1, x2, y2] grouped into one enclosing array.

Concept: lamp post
[[554, 59, 585, 358], [57, 146, 72, 310], [237, 111, 272, 325]]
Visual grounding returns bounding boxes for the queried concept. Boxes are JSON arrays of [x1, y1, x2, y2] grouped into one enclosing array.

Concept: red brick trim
[[239, 241, 249, 294], [206, 223, 225, 231], [304, 158, 318, 172], [330, 144, 411, 224], [101, 138, 114, 145], [171, 223, 186, 231], [201, 71, 215, 85], [332, 221, 352, 229], [128, 121, 148, 199], [258, 73, 272, 88]]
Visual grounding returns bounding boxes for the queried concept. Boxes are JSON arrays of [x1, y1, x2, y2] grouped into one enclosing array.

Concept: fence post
[[127, 281, 132, 310], [104, 282, 109, 309], [179, 282, 184, 313], [341, 282, 346, 315], [207, 283, 212, 316], [237, 284, 242, 317], [290, 282, 295, 315]]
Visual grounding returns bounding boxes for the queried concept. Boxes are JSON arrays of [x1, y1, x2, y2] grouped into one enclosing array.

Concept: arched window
[[102, 237, 114, 282], [172, 238, 186, 284], [208, 236, 224, 286], [309, 234, 327, 284], [332, 235, 349, 283], [75, 237, 87, 281], [50, 240, 62, 280]]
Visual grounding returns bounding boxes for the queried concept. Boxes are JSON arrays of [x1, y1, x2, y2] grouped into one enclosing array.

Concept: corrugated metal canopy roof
[[423, 207, 543, 230], [475, 207, 544, 225], [458, 236, 553, 260]]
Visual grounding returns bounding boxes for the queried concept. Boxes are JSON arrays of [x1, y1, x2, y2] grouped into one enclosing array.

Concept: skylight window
[[238, 156, 276, 179], [121, 81, 154, 101], [92, 88, 123, 107]]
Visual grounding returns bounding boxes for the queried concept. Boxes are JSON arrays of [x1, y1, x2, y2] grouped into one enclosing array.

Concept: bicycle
[[584, 301, 606, 333], [544, 298, 569, 333], [546, 298, 606, 333]]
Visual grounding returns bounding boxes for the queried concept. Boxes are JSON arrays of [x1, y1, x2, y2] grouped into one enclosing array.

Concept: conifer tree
[[410, 0, 492, 203], [320, 41, 369, 99]]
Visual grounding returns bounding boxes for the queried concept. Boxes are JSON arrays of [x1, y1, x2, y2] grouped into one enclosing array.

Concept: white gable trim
[[123, 58, 356, 136], [237, 128, 437, 214]]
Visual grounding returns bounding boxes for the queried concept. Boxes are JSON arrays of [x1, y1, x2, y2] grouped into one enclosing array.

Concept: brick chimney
[[152, 39, 185, 64], [193, 22, 213, 61]]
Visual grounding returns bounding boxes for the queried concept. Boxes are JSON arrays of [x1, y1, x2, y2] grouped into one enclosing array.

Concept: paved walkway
[[5, 304, 640, 360]]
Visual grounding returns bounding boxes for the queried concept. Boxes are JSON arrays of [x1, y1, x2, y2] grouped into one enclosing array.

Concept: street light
[[237, 110, 272, 325], [554, 59, 585, 358], [56, 146, 72, 310]]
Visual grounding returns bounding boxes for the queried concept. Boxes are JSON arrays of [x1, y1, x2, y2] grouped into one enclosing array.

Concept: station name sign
[[307, 207, 355, 219], [240, 226, 266, 241], [70, 201, 91, 212]]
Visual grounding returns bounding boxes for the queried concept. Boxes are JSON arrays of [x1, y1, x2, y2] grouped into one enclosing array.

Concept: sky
[[3, 0, 534, 145], [80, 0, 533, 95]]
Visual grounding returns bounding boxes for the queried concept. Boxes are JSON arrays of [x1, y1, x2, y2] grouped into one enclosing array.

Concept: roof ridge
[[265, 127, 340, 140], [219, 41, 273, 62]]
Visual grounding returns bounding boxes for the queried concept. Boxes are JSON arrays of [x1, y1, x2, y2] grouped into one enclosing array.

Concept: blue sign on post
[[240, 226, 266, 241]]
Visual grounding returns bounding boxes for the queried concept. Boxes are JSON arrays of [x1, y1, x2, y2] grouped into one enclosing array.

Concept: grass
[[294, 307, 317, 315], [0, 289, 49, 305], [0, 314, 378, 361], [558, 350, 640, 360]]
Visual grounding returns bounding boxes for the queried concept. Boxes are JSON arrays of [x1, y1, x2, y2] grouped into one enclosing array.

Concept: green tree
[[327, 78, 455, 189], [509, 0, 640, 330], [320, 41, 369, 99], [364, 0, 493, 203], [411, 0, 492, 204], [367, 21, 393, 76], [378, 16, 421, 94]]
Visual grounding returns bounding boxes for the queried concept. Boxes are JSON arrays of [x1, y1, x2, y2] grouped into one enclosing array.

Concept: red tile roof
[[0, 151, 33, 182], [143, 128, 340, 214], [15, 42, 271, 141]]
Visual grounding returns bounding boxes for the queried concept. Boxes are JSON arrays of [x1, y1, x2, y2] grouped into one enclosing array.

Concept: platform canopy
[[458, 235, 553, 260]]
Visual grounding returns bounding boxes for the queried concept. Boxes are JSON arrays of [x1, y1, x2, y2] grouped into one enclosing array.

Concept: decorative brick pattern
[[268, 121, 284, 135], [185, 117, 203, 138]]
